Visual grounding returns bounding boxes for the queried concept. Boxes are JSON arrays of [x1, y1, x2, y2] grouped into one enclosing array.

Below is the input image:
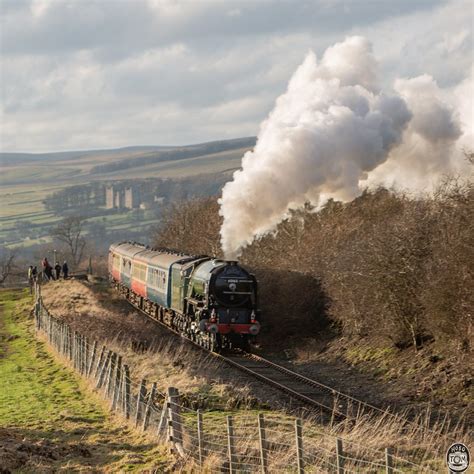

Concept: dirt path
[[0, 289, 174, 473]]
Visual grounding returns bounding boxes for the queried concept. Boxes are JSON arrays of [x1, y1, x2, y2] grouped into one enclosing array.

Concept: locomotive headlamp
[[249, 323, 260, 336], [210, 309, 217, 323], [250, 310, 257, 323]]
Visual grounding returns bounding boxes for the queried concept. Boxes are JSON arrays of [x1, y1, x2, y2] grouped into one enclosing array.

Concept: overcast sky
[[1, 0, 472, 153]]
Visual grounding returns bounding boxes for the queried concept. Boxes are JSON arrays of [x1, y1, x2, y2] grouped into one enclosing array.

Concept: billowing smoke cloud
[[219, 36, 414, 258], [219, 35, 469, 258], [362, 74, 464, 191]]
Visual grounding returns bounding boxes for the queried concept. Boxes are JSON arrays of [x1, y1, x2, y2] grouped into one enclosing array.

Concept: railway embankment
[[36, 279, 472, 471]]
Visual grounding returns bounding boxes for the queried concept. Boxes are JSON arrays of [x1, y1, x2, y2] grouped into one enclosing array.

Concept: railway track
[[126, 296, 397, 423]]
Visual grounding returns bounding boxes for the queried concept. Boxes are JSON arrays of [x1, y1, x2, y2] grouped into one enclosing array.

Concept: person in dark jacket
[[42, 257, 54, 280], [54, 263, 61, 280], [62, 261, 69, 279]]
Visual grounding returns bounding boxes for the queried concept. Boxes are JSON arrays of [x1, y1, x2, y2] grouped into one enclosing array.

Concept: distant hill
[[0, 137, 256, 250], [0, 138, 256, 168], [0, 137, 256, 186], [0, 146, 170, 166], [89, 137, 256, 175]]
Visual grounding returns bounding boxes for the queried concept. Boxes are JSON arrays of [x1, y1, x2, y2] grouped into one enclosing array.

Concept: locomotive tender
[[108, 242, 260, 351]]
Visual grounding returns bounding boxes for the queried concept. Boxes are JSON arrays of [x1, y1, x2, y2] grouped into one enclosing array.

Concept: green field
[[0, 139, 251, 248], [0, 289, 171, 472]]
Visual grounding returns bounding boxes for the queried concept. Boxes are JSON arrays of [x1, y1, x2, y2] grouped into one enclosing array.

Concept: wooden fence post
[[97, 351, 111, 389], [157, 402, 168, 437], [385, 447, 393, 474], [59, 325, 64, 355], [336, 438, 344, 474], [87, 341, 97, 377], [81, 335, 85, 374], [73, 332, 78, 370], [76, 332, 81, 371], [122, 364, 131, 419], [106, 353, 117, 398], [82, 336, 88, 375], [63, 325, 67, 356], [167, 387, 183, 447], [197, 410, 204, 467], [142, 382, 157, 431], [258, 413, 268, 474], [79, 335, 84, 374], [68, 327, 72, 361], [227, 415, 237, 474], [135, 379, 147, 427], [94, 346, 106, 380], [295, 418, 304, 474], [112, 356, 122, 411], [48, 315, 53, 343]]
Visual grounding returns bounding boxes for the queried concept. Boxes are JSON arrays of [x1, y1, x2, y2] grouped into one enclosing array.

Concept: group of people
[[40, 257, 69, 281], [27, 258, 69, 290]]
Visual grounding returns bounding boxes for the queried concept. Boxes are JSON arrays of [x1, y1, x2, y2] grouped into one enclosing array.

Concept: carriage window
[[148, 268, 167, 290], [122, 258, 131, 275], [132, 263, 146, 281]]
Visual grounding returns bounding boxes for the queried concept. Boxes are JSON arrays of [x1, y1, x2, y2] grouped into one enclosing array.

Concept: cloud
[[0, 0, 471, 152]]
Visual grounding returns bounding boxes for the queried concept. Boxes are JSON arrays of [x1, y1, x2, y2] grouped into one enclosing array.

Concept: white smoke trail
[[219, 36, 470, 259], [362, 74, 464, 191], [219, 36, 414, 258]]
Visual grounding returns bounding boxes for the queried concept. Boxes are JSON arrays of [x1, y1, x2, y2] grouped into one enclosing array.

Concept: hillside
[[0, 137, 255, 185], [0, 137, 255, 252]]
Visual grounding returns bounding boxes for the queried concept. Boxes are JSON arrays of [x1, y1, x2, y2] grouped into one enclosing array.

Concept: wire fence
[[32, 285, 438, 473]]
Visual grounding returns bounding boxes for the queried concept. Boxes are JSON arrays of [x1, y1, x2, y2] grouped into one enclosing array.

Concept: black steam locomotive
[[109, 242, 260, 351]]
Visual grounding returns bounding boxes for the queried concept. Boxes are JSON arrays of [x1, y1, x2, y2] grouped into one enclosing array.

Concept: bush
[[152, 178, 473, 354]]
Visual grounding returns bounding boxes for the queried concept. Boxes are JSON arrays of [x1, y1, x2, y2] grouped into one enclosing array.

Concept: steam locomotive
[[108, 242, 260, 351]]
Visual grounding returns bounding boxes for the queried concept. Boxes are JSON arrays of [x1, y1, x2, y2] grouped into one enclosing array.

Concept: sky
[[1, 0, 472, 153]]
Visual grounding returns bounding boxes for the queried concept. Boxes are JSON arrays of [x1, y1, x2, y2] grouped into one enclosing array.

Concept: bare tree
[[0, 248, 17, 286], [52, 216, 87, 267]]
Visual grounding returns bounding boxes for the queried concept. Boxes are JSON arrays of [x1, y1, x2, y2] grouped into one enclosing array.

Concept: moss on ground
[[0, 289, 173, 473]]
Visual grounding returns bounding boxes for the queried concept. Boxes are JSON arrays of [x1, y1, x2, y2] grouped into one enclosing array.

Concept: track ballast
[[119, 282, 399, 424]]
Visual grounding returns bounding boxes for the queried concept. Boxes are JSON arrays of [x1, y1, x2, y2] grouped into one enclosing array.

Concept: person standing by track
[[42, 257, 54, 281], [62, 261, 69, 279], [54, 262, 61, 280]]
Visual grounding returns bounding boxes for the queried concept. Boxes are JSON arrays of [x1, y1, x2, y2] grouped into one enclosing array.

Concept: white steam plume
[[219, 36, 413, 258], [362, 74, 464, 191], [219, 36, 470, 259]]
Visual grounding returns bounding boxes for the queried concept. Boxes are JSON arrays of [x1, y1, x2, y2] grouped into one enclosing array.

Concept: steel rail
[[118, 284, 453, 452], [125, 294, 365, 418]]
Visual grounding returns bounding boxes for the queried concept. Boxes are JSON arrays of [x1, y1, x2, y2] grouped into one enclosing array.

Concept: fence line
[[32, 284, 435, 473]]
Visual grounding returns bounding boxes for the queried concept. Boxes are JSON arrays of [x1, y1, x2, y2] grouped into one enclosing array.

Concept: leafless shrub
[[153, 197, 222, 257], [151, 176, 473, 355], [0, 247, 18, 286]]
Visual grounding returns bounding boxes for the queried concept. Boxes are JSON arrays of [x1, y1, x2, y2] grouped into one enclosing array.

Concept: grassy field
[[0, 288, 173, 472], [0, 140, 250, 248]]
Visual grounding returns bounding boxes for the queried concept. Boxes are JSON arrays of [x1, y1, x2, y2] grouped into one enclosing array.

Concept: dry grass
[[39, 279, 473, 472], [41, 280, 263, 411], [152, 177, 474, 418]]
